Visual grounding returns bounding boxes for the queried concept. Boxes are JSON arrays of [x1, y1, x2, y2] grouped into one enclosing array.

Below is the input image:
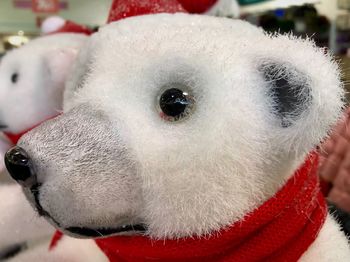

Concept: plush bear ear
[[43, 48, 79, 88], [259, 61, 311, 128], [255, 35, 344, 154]]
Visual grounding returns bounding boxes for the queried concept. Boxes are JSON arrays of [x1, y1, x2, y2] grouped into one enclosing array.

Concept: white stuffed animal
[[0, 19, 90, 260], [5, 0, 350, 261], [0, 20, 90, 165]]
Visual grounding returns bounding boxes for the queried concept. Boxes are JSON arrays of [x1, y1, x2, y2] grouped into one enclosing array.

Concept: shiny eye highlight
[[157, 85, 195, 122]]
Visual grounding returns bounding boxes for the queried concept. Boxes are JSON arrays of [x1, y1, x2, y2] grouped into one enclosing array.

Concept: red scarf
[[4, 130, 30, 144], [51, 153, 326, 262]]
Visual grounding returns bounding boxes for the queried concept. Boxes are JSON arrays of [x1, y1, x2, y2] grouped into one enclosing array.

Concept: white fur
[[300, 215, 350, 261], [7, 235, 107, 262], [13, 13, 349, 260], [0, 184, 54, 252]]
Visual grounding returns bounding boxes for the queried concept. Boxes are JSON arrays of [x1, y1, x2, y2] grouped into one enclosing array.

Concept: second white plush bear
[[0, 22, 89, 260]]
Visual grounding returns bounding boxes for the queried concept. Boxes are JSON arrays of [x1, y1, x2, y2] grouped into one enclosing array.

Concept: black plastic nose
[[5, 146, 34, 185]]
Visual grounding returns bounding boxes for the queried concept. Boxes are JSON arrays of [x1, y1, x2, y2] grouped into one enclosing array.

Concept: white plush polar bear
[[5, 0, 350, 261], [0, 28, 89, 260], [0, 30, 88, 157]]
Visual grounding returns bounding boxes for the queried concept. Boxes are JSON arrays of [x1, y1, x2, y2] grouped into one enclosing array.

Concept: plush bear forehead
[[100, 13, 263, 37], [65, 12, 342, 159], [70, 14, 267, 101], [72, 13, 339, 108], [95, 14, 265, 57], [81, 13, 332, 81]]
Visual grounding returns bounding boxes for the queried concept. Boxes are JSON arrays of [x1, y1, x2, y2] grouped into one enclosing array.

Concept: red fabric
[[50, 231, 63, 250], [3, 131, 26, 144], [107, 0, 187, 23], [177, 0, 218, 13], [320, 179, 332, 196], [53, 20, 92, 35], [50, 153, 326, 262]]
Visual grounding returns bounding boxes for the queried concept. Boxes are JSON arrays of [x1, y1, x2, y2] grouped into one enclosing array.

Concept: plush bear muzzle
[[4, 104, 145, 238]]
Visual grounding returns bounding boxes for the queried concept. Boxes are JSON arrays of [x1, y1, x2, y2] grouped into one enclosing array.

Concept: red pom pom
[[177, 0, 218, 13]]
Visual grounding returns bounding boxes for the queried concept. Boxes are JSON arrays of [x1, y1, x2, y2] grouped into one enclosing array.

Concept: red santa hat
[[41, 16, 92, 35], [107, 0, 239, 24], [107, 0, 186, 23], [178, 0, 222, 14], [178, 0, 240, 17]]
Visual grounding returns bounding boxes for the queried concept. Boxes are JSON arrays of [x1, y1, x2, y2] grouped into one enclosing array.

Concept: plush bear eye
[[158, 84, 195, 122], [11, 73, 19, 84]]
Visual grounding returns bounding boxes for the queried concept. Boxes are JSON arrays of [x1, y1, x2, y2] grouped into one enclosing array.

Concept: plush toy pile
[[3, 0, 350, 261]]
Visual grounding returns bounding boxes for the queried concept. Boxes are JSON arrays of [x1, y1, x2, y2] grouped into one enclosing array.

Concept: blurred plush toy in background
[[318, 107, 350, 236], [0, 16, 91, 172], [0, 17, 90, 260], [4, 0, 350, 261]]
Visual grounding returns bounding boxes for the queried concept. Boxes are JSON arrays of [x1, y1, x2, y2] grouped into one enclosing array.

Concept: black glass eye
[[158, 87, 194, 121], [11, 73, 18, 84]]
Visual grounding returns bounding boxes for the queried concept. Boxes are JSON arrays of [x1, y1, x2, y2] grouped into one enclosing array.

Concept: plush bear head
[[0, 33, 87, 135], [6, 3, 343, 242]]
